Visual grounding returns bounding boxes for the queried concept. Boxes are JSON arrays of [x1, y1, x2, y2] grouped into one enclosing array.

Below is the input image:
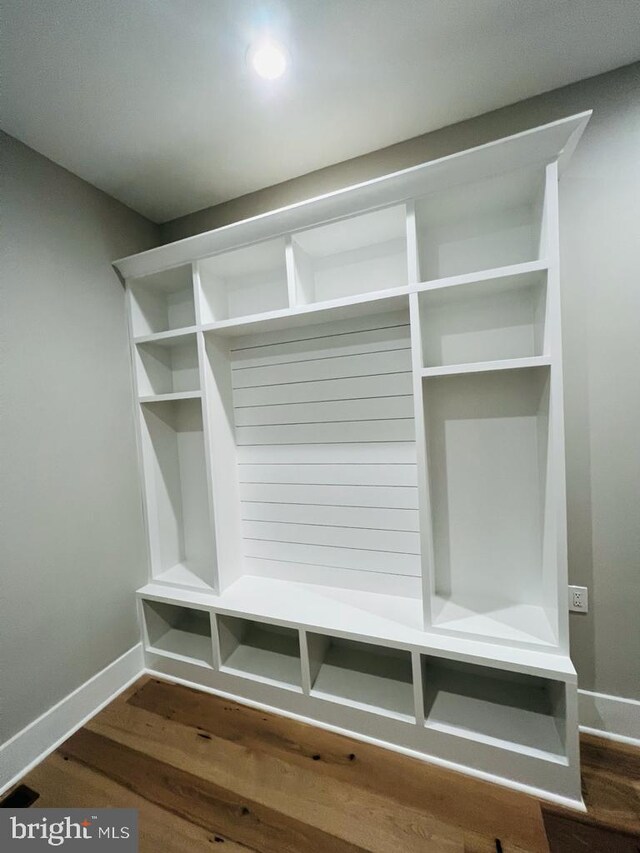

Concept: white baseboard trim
[[578, 688, 640, 746], [1, 649, 638, 800], [0, 644, 144, 796]]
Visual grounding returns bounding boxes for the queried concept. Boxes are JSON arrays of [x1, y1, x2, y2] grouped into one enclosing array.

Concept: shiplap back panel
[[228, 311, 420, 596]]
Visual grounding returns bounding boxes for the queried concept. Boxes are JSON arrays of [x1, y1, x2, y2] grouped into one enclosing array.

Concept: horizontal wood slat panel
[[230, 315, 419, 588], [233, 373, 413, 406], [237, 442, 417, 465], [229, 310, 410, 352], [242, 520, 420, 554], [239, 482, 419, 509], [236, 419, 415, 445], [232, 349, 412, 389], [242, 558, 423, 596], [234, 395, 414, 426], [240, 501, 420, 531], [238, 464, 417, 487], [231, 324, 410, 369], [242, 538, 421, 576]]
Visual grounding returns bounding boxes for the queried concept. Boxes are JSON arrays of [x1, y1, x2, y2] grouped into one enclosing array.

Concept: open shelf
[[308, 634, 415, 721], [217, 615, 302, 691], [415, 167, 545, 282], [142, 599, 213, 667], [421, 356, 551, 378], [423, 365, 557, 647], [418, 267, 547, 368], [422, 657, 566, 761], [290, 205, 408, 304], [140, 397, 215, 590], [129, 265, 195, 336], [198, 238, 289, 322], [135, 332, 199, 397]]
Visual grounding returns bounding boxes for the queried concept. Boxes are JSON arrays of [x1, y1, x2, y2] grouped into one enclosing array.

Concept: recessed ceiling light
[[249, 39, 287, 80]]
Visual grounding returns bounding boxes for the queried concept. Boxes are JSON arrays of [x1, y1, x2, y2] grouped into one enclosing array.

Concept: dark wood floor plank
[[60, 727, 374, 853], [580, 766, 640, 834], [23, 752, 256, 852], [128, 677, 548, 853], [88, 695, 465, 852], [542, 807, 640, 853], [581, 733, 640, 781], [9, 677, 640, 853]]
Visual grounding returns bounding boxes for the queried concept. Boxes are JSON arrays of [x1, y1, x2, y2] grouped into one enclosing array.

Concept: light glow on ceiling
[[249, 38, 287, 80]]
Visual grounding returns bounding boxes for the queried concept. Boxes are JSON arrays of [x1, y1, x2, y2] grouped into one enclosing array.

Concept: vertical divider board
[[192, 261, 205, 326], [284, 236, 301, 308], [196, 330, 221, 592], [302, 631, 329, 695], [125, 285, 154, 585], [412, 650, 426, 725], [407, 202, 436, 629], [200, 331, 244, 591], [210, 610, 223, 670], [541, 161, 569, 652]]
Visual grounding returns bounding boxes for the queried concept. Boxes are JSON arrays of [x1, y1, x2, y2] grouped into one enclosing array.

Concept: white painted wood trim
[[578, 689, 640, 745], [113, 112, 591, 281], [2, 651, 636, 805], [0, 645, 144, 795], [144, 668, 586, 811]]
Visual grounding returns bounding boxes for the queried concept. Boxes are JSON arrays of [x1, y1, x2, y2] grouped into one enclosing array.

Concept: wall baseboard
[[578, 688, 640, 746], [0, 644, 144, 796], [1, 650, 638, 797]]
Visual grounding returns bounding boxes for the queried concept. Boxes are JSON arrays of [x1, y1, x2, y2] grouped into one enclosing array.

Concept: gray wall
[[0, 132, 159, 742], [161, 63, 640, 701]]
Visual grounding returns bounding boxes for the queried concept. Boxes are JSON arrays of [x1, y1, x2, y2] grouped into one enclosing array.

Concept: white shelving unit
[[116, 111, 591, 807]]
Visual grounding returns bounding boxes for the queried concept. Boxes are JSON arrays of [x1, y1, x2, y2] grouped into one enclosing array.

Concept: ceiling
[[3, 1, 639, 223]]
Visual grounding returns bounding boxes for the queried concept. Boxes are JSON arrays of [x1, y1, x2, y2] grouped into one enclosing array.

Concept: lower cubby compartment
[[142, 599, 213, 668], [217, 615, 302, 691], [307, 634, 415, 722], [421, 657, 566, 761]]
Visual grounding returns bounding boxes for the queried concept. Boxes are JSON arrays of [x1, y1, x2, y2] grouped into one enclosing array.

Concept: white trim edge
[[578, 688, 640, 746], [0, 644, 144, 796], [1, 651, 637, 801], [144, 668, 587, 812]]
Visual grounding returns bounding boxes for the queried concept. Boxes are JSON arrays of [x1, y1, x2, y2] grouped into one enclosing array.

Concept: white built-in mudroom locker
[[115, 111, 591, 807]]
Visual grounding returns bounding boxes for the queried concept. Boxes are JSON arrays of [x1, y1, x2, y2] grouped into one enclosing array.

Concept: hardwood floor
[[8, 676, 640, 852]]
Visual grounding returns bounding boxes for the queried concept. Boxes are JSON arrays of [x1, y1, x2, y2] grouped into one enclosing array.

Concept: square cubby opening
[[217, 615, 302, 691], [422, 656, 566, 760], [142, 599, 213, 668], [129, 266, 195, 336], [308, 634, 415, 721]]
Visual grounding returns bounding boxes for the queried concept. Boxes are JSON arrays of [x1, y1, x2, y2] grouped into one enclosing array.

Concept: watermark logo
[[0, 809, 137, 850]]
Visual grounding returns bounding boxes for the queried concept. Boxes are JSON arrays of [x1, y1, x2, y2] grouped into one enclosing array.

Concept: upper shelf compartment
[[414, 167, 546, 282], [290, 205, 408, 305], [129, 266, 195, 336], [418, 266, 548, 370], [197, 238, 289, 323], [135, 332, 199, 397]]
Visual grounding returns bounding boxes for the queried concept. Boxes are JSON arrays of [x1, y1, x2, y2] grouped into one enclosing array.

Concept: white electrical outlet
[[569, 585, 589, 613]]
